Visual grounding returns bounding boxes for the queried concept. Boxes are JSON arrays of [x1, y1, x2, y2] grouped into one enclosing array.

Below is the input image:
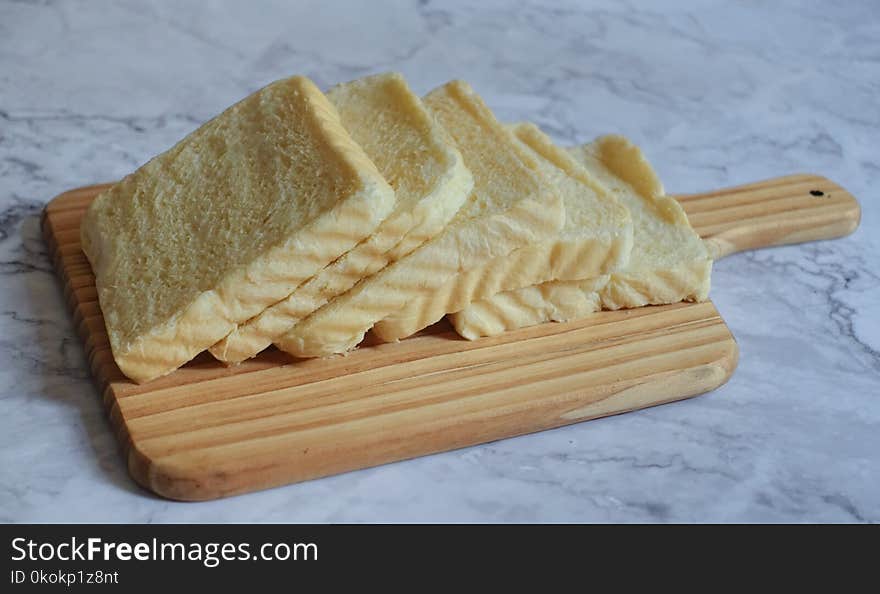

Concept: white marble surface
[[1, 0, 877, 523]]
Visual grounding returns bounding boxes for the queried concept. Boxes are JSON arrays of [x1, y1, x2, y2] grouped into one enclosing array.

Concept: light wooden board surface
[[42, 173, 859, 500]]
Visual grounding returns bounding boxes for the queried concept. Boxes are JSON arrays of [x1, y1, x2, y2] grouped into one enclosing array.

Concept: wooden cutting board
[[42, 174, 860, 501]]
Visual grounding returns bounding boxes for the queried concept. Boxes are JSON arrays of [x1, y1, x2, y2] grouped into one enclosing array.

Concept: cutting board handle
[[675, 174, 860, 259]]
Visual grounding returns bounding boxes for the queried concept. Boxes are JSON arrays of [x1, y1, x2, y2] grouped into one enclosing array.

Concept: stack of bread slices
[[81, 72, 712, 383]]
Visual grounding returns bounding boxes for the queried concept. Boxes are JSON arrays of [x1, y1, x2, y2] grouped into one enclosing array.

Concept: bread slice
[[273, 80, 565, 358], [371, 122, 633, 342], [81, 76, 395, 382], [208, 72, 473, 363], [450, 134, 712, 339]]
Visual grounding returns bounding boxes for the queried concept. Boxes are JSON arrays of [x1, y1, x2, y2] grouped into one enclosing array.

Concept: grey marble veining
[[1, 0, 877, 523]]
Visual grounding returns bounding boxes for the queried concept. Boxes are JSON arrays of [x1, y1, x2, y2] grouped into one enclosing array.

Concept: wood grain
[[41, 173, 859, 500], [676, 174, 860, 258]]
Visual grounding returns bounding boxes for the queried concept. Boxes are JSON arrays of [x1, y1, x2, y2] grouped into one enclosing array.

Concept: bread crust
[[373, 123, 634, 342], [450, 135, 712, 339]]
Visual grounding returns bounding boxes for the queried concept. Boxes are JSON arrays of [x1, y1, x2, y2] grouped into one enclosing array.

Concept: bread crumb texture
[[208, 72, 473, 363], [81, 75, 394, 382], [273, 80, 564, 358]]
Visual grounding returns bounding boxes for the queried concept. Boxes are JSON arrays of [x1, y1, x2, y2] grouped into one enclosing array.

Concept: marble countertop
[[2, 0, 877, 523]]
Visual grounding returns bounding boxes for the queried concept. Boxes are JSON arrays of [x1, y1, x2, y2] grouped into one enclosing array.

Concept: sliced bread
[[450, 134, 712, 339], [208, 72, 473, 363], [81, 76, 395, 382], [273, 80, 565, 358], [371, 122, 633, 342]]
